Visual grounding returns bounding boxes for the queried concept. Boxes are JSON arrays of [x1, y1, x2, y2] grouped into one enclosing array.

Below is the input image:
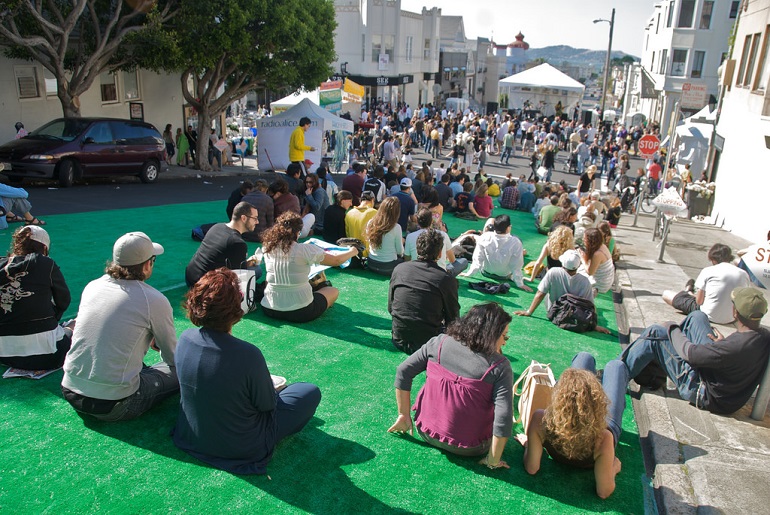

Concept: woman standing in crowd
[[261, 212, 358, 322], [388, 303, 513, 470], [173, 268, 321, 473], [520, 352, 628, 499], [579, 227, 614, 294], [176, 127, 190, 166], [366, 197, 404, 276], [163, 124, 175, 166], [0, 226, 72, 370]]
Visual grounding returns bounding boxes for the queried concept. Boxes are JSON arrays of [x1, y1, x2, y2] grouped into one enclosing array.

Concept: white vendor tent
[[257, 98, 354, 171], [270, 90, 320, 115], [499, 63, 585, 116]]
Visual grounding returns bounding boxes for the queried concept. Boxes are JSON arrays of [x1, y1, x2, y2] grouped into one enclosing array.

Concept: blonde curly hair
[[547, 225, 575, 261], [542, 368, 608, 461]]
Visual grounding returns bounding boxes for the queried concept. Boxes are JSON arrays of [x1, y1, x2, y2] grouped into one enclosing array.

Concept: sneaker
[[685, 278, 695, 293]]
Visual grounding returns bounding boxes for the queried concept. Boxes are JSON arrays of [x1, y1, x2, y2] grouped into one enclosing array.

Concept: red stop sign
[[638, 134, 660, 158]]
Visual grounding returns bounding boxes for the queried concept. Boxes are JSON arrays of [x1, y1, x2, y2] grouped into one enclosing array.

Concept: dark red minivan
[[0, 118, 168, 187]]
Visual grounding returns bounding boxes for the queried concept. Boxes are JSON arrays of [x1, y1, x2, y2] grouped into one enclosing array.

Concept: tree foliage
[[168, 0, 337, 170], [0, 0, 178, 117]]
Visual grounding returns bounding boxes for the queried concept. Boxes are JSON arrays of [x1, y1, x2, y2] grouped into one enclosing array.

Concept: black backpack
[[362, 176, 383, 200], [547, 294, 597, 333]]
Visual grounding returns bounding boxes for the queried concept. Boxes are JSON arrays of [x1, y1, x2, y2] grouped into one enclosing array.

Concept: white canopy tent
[[270, 88, 361, 118], [498, 63, 585, 116], [256, 98, 354, 171], [673, 105, 715, 175]]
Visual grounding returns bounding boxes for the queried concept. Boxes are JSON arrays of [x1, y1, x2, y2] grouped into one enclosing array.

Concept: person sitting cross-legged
[[621, 287, 770, 415], [405, 208, 468, 278], [172, 268, 321, 474], [388, 303, 514, 470], [389, 228, 461, 354]]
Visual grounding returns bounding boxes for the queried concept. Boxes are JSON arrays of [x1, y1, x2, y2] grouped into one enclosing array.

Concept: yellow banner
[[344, 78, 365, 98]]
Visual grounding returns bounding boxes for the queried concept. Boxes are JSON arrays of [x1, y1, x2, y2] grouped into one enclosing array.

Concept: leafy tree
[[167, 0, 336, 170], [0, 0, 177, 117]]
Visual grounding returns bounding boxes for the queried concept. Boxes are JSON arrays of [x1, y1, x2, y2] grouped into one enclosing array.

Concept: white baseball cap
[[25, 226, 50, 249], [112, 232, 164, 266], [559, 249, 582, 271]]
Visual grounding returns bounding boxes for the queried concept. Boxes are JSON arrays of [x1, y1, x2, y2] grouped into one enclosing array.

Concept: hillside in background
[[527, 45, 638, 69]]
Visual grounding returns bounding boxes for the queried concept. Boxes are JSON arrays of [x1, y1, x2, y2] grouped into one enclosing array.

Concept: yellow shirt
[[345, 206, 378, 256], [289, 126, 311, 162]]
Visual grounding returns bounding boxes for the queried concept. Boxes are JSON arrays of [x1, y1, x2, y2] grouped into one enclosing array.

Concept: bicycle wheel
[[640, 194, 657, 213]]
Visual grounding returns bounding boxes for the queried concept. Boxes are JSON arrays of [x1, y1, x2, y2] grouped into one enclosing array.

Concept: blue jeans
[[571, 352, 628, 446], [446, 257, 469, 277], [275, 382, 322, 442], [500, 146, 513, 164], [424, 139, 432, 154], [621, 311, 713, 408]]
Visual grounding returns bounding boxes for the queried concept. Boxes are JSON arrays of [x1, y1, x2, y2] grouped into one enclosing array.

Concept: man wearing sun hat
[[62, 232, 179, 421], [622, 287, 770, 414]]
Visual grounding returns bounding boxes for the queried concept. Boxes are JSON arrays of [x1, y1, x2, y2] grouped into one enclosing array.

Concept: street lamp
[[593, 8, 615, 124]]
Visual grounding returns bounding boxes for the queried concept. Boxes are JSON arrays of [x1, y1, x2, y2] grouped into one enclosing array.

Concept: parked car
[[0, 118, 168, 187]]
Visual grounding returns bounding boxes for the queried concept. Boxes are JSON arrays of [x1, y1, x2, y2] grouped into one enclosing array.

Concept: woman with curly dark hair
[[0, 226, 71, 370], [579, 227, 614, 294], [388, 302, 514, 471], [172, 268, 321, 474], [260, 212, 358, 322], [519, 352, 628, 499]]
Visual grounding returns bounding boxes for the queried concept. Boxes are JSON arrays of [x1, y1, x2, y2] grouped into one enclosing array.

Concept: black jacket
[[0, 253, 70, 336]]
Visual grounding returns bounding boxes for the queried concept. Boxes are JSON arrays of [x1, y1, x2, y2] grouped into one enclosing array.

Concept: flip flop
[[24, 217, 46, 226], [6, 215, 24, 223]]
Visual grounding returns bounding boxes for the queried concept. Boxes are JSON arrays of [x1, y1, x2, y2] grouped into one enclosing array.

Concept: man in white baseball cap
[[62, 231, 178, 421]]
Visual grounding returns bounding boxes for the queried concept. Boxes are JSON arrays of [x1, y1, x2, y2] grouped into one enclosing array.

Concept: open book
[[3, 367, 61, 380]]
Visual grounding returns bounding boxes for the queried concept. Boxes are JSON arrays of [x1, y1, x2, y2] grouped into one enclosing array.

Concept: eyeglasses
[[244, 215, 258, 221], [149, 256, 156, 266], [502, 334, 509, 341]]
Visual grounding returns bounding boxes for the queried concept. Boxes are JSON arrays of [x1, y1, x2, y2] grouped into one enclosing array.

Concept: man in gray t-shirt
[[514, 250, 609, 333], [62, 232, 179, 421]]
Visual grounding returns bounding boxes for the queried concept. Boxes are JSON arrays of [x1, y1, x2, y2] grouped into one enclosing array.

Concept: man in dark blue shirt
[[394, 177, 417, 233]]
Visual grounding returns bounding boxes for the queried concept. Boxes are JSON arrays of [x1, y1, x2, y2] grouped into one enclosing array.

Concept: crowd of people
[[1, 107, 768, 502]]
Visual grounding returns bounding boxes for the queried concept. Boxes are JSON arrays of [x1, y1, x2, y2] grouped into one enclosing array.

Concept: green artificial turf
[[0, 202, 645, 514]]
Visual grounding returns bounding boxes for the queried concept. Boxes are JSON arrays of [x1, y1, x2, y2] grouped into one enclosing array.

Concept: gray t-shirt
[[62, 275, 177, 400], [538, 267, 594, 311], [395, 334, 513, 438]]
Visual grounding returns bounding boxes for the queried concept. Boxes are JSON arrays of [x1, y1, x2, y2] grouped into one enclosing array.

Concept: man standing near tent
[[289, 117, 316, 177]]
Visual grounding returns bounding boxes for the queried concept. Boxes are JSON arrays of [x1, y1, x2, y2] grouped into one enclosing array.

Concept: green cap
[[731, 287, 768, 320]]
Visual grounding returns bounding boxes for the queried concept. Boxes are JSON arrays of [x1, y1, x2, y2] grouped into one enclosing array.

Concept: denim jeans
[[275, 382, 322, 442], [424, 139, 432, 155], [571, 352, 628, 446], [90, 363, 179, 421], [446, 257, 469, 277], [500, 147, 513, 164], [621, 310, 713, 408]]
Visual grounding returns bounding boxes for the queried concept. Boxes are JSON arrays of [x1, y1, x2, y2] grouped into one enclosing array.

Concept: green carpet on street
[[0, 201, 646, 514]]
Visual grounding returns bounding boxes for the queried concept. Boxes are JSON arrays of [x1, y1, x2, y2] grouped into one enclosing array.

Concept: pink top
[[473, 195, 493, 218], [412, 337, 505, 448]]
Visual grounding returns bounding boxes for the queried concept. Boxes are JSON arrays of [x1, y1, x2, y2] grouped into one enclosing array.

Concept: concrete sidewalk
[[613, 211, 770, 514]]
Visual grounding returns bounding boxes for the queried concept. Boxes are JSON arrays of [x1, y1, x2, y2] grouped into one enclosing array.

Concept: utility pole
[[595, 8, 616, 121]]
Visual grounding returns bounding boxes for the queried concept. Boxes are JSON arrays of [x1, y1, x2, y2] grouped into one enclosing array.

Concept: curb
[[614, 265, 697, 514]]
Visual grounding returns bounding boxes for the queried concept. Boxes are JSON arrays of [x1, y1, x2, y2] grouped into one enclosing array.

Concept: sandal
[[24, 217, 46, 226], [6, 215, 24, 223]]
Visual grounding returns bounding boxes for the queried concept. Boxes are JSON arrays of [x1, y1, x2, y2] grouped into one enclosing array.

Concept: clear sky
[[399, 0, 658, 56]]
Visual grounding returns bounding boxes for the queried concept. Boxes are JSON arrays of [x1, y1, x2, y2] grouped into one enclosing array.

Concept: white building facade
[[711, 0, 770, 243], [332, 0, 441, 109], [636, 0, 737, 136], [2, 55, 185, 143]]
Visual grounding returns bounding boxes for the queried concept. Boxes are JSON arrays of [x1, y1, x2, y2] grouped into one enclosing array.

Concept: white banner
[[742, 244, 770, 290], [652, 186, 688, 219]]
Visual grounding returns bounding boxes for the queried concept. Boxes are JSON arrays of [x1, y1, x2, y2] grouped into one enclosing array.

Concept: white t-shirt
[[538, 268, 594, 311], [695, 262, 751, 324], [404, 228, 452, 270], [368, 223, 404, 263], [262, 243, 325, 311]]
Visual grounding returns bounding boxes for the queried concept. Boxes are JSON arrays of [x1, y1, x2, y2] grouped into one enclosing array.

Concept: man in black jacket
[[621, 287, 770, 414], [388, 229, 460, 354]]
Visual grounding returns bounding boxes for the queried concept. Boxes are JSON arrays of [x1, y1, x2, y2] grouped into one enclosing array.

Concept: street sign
[[638, 134, 660, 158], [681, 82, 709, 109]]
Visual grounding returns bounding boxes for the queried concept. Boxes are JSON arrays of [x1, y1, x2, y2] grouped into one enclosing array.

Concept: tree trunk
[[58, 85, 82, 117], [196, 110, 213, 172]]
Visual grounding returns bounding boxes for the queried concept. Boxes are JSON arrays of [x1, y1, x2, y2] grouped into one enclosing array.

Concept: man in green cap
[[621, 287, 770, 414]]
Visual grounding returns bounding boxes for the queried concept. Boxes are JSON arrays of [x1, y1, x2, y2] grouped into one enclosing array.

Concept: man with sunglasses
[[185, 202, 261, 287], [62, 231, 178, 421]]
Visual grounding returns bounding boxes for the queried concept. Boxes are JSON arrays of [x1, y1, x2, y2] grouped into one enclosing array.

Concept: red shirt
[[649, 163, 662, 180]]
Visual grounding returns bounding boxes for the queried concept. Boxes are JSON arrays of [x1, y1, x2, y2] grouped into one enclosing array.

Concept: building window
[[666, 1, 675, 27], [742, 33, 762, 87], [384, 35, 394, 62], [43, 68, 57, 96], [424, 38, 431, 59], [651, 51, 656, 72], [753, 27, 770, 91], [677, 0, 695, 28], [671, 49, 688, 76], [100, 72, 118, 102], [15, 66, 40, 99], [371, 34, 381, 63], [123, 71, 140, 100], [729, 1, 739, 19], [659, 49, 668, 74], [699, 1, 714, 29], [736, 35, 752, 86], [361, 34, 365, 62], [405, 36, 413, 63], [656, 13, 661, 34], [691, 50, 706, 78]]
